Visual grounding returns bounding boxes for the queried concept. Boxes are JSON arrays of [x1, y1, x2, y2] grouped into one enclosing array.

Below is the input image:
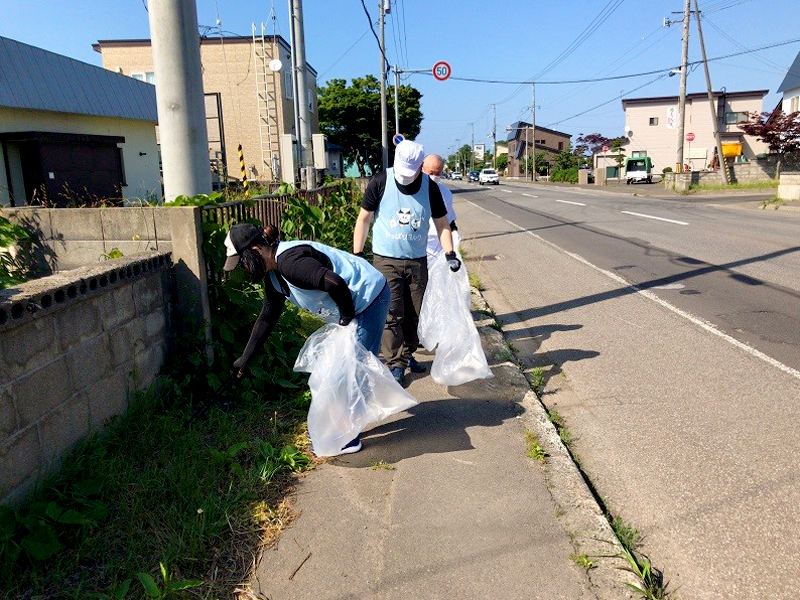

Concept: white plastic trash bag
[[418, 251, 494, 386], [294, 323, 418, 456]]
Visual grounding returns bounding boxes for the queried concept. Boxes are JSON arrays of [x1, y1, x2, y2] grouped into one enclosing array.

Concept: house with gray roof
[[0, 36, 160, 206], [777, 51, 800, 115]]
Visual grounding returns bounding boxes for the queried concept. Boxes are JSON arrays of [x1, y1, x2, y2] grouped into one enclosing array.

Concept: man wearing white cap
[[353, 140, 460, 385]]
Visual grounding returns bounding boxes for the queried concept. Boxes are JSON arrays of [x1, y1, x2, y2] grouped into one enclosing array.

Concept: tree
[[574, 133, 626, 157], [318, 75, 423, 177], [446, 144, 472, 172], [611, 138, 627, 173], [739, 110, 800, 177], [496, 153, 508, 171], [523, 151, 548, 176]]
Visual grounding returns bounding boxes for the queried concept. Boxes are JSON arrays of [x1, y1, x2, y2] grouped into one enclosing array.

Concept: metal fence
[[200, 185, 341, 283], [201, 184, 339, 228]]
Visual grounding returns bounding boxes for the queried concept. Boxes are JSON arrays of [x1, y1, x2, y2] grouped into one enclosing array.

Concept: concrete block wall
[[0, 252, 173, 505], [2, 207, 172, 274], [778, 172, 800, 200]]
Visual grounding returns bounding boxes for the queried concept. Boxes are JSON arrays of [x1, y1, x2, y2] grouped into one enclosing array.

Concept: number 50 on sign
[[433, 61, 451, 81]]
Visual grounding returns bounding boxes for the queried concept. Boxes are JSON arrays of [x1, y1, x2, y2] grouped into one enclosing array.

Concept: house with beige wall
[[93, 34, 319, 183], [778, 51, 800, 114], [0, 36, 160, 207], [607, 90, 769, 175]]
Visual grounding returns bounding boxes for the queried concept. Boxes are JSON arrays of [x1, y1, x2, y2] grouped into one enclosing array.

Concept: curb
[[470, 288, 639, 600]]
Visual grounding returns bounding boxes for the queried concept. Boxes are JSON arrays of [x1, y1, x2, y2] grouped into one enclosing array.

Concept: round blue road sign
[[393, 133, 405, 146]]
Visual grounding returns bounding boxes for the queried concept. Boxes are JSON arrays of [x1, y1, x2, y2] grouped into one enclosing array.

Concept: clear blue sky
[[2, 0, 799, 158]]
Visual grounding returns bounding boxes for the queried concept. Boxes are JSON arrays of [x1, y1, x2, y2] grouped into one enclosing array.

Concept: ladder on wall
[[252, 22, 282, 182]]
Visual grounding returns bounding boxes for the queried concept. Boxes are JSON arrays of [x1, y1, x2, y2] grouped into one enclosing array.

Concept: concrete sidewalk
[[252, 302, 633, 599]]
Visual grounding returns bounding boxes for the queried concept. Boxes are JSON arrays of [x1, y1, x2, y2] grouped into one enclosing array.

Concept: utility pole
[[289, 0, 314, 189], [676, 0, 691, 173], [531, 83, 537, 181], [393, 67, 400, 136], [491, 103, 497, 168], [693, 0, 729, 184], [148, 0, 211, 201], [379, 0, 388, 170], [470, 122, 475, 171]]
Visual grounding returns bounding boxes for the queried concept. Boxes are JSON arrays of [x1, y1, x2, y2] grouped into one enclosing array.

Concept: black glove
[[232, 356, 247, 378], [354, 251, 365, 258], [339, 315, 354, 326], [445, 251, 461, 272]]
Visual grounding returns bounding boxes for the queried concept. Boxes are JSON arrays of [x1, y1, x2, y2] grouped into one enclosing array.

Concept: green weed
[[570, 553, 595, 570], [468, 272, 485, 291], [135, 563, 202, 600], [547, 408, 574, 449], [525, 430, 547, 463], [611, 516, 641, 550], [761, 195, 788, 209], [370, 460, 396, 471], [528, 367, 545, 396], [619, 546, 670, 599]]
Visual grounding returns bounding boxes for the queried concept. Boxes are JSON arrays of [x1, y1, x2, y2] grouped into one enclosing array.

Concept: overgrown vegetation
[[0, 215, 32, 289], [1, 182, 366, 599], [528, 366, 545, 396]]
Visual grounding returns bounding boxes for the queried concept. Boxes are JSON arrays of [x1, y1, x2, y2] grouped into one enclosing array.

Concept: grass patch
[[689, 179, 778, 192], [620, 546, 670, 599], [528, 366, 545, 396], [611, 515, 641, 550], [570, 553, 595, 570], [524, 430, 547, 463], [488, 320, 503, 332], [0, 308, 320, 600], [546, 408, 574, 449], [468, 272, 485, 291], [370, 460, 396, 471]]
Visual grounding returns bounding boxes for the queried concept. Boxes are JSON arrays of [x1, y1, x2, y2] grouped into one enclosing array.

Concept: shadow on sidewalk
[[339, 379, 523, 467]]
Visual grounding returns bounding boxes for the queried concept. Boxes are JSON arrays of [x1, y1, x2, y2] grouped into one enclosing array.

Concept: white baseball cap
[[393, 140, 424, 179]]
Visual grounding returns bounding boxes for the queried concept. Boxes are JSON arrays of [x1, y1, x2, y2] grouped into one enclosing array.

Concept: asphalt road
[[451, 180, 800, 600]]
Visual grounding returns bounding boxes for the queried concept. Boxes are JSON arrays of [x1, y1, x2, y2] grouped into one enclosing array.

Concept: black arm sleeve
[[429, 180, 447, 218], [238, 283, 286, 367], [450, 220, 458, 231], [362, 171, 387, 211], [277, 246, 356, 319], [322, 271, 356, 320]]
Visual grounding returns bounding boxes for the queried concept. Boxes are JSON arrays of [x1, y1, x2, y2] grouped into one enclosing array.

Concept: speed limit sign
[[433, 61, 451, 81]]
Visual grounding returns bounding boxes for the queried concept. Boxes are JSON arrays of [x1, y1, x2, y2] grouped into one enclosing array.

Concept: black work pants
[[372, 254, 428, 370]]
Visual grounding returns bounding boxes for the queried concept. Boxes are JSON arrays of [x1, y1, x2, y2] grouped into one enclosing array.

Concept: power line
[[358, 0, 390, 73], [317, 28, 372, 80], [545, 73, 670, 127], [498, 0, 625, 105], [411, 36, 800, 86]]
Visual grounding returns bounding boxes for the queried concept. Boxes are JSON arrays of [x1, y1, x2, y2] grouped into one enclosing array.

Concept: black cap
[[223, 223, 263, 271]]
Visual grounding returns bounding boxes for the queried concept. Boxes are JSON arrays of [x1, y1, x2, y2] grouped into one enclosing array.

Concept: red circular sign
[[602, 145, 610, 153], [433, 61, 451, 81], [686, 132, 695, 142]]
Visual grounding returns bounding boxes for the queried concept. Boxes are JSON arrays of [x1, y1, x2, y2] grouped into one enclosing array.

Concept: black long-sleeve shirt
[[237, 244, 354, 367]]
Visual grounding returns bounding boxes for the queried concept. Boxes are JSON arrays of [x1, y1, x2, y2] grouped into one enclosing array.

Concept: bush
[[0, 216, 32, 289], [662, 167, 673, 174], [550, 167, 579, 183]]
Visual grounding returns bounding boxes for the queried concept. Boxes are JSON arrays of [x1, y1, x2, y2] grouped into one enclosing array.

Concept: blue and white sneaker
[[339, 436, 362, 455], [390, 367, 405, 385]]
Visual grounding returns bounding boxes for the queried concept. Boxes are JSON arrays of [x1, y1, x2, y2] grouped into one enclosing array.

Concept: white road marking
[[653, 282, 686, 290], [467, 200, 800, 384], [621, 210, 688, 226], [555, 199, 587, 207], [501, 189, 513, 193], [522, 193, 538, 198]]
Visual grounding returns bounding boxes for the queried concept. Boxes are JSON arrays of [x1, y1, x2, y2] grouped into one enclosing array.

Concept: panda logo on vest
[[398, 207, 412, 226]]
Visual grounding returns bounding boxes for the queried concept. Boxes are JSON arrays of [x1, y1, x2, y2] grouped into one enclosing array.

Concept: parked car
[[625, 157, 653, 184], [468, 170, 480, 182], [479, 168, 499, 185], [452, 171, 463, 180]]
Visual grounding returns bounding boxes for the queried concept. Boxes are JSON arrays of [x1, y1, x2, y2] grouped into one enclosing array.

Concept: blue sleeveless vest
[[372, 168, 432, 259], [269, 240, 386, 323]]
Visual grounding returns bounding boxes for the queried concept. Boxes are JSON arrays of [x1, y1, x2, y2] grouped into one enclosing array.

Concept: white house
[[777, 51, 800, 114], [0, 36, 160, 207]]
